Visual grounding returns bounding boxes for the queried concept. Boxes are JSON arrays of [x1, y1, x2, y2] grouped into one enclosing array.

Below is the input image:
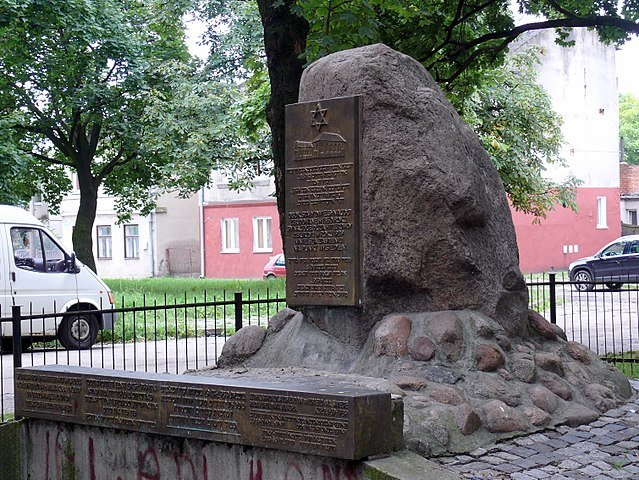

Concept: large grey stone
[[299, 43, 528, 338], [217, 325, 266, 367]]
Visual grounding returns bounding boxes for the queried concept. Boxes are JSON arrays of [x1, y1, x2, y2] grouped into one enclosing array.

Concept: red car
[[263, 254, 286, 279]]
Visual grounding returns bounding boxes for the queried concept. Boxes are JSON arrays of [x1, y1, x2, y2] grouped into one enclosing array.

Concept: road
[[539, 284, 639, 357], [0, 335, 227, 418]]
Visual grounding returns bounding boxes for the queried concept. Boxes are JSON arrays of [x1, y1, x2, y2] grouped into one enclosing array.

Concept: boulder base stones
[[374, 315, 411, 356], [298, 43, 528, 338]]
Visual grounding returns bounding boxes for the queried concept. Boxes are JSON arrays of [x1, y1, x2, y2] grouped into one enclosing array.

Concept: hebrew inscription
[[285, 96, 361, 306], [15, 365, 391, 460]]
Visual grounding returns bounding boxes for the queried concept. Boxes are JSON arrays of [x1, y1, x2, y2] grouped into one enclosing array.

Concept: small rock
[[495, 334, 512, 351], [511, 353, 537, 383], [267, 308, 299, 334], [478, 400, 527, 433], [535, 352, 565, 377], [565, 341, 592, 365], [522, 406, 551, 426], [430, 386, 464, 406], [551, 324, 568, 341], [217, 325, 266, 367], [528, 309, 558, 340], [516, 344, 532, 353], [422, 366, 463, 384], [391, 375, 427, 391], [564, 404, 599, 426], [374, 315, 412, 357], [424, 312, 464, 362], [538, 372, 572, 400], [454, 403, 481, 435], [409, 336, 436, 361], [476, 344, 505, 372], [529, 385, 559, 413], [584, 384, 619, 412], [469, 374, 521, 406], [474, 316, 495, 338], [498, 368, 513, 381]]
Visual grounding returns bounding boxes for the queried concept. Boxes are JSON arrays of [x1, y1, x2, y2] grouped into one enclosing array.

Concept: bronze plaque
[[285, 96, 361, 307], [15, 365, 391, 460]]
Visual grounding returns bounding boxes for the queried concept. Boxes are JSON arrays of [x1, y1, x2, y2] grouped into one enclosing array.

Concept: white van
[[0, 205, 115, 350]]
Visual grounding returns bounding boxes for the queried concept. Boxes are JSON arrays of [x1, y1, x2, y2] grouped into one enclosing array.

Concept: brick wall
[[620, 162, 639, 194]]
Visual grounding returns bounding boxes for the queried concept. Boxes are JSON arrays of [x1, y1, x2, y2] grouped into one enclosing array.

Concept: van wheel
[[58, 313, 98, 350]]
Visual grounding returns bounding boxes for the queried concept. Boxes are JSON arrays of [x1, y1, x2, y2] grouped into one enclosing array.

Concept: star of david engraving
[[310, 103, 328, 131]]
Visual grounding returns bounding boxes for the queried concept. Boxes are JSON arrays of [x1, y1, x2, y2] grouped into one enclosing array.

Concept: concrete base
[[21, 419, 461, 480]]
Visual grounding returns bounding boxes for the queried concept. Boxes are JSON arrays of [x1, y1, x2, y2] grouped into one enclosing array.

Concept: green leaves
[[620, 93, 639, 164], [458, 47, 580, 218]]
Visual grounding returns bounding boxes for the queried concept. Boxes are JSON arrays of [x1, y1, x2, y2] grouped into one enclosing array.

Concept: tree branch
[[434, 15, 639, 85], [95, 147, 134, 182], [18, 148, 72, 167]]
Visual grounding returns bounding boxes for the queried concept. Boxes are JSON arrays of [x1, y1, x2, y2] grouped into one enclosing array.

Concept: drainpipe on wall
[[149, 212, 156, 278], [199, 187, 206, 278]]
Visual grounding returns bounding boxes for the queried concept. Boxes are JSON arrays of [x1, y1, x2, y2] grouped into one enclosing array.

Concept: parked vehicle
[[568, 235, 639, 291], [263, 253, 286, 279], [0, 205, 115, 350]]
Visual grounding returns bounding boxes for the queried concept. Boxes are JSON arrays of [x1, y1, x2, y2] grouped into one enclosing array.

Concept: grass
[[92, 277, 286, 344]]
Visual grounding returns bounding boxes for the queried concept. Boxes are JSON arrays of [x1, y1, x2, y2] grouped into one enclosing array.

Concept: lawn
[[94, 277, 287, 343]]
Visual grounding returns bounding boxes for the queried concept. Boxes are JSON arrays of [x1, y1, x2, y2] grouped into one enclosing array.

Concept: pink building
[[203, 200, 282, 278]]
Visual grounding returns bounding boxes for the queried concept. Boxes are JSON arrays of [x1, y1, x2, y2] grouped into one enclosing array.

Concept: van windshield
[[10, 227, 67, 273]]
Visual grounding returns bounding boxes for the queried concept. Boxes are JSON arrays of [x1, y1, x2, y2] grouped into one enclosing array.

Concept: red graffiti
[[284, 462, 305, 480], [322, 464, 359, 480], [137, 444, 161, 480], [89, 437, 96, 480], [174, 451, 197, 480], [249, 459, 263, 480], [45, 430, 50, 480], [54, 428, 75, 479]]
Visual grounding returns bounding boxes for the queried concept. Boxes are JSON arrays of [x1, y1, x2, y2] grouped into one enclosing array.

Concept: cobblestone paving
[[435, 380, 639, 479]]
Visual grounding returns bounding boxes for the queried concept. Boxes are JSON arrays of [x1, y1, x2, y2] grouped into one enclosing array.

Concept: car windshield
[[600, 241, 626, 257]]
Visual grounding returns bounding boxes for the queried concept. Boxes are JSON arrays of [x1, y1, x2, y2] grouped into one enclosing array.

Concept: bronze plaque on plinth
[[15, 365, 391, 460], [285, 96, 362, 307]]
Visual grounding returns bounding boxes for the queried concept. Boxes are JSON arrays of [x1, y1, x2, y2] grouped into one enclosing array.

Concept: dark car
[[568, 235, 639, 291]]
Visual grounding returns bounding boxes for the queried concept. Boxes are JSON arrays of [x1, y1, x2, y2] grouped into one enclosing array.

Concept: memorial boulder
[[295, 43, 528, 339], [215, 44, 632, 456]]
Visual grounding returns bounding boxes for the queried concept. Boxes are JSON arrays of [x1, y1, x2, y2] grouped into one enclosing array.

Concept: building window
[[253, 217, 272, 253], [221, 218, 239, 253], [124, 224, 140, 259], [628, 210, 638, 225], [597, 196, 607, 228], [97, 225, 112, 259]]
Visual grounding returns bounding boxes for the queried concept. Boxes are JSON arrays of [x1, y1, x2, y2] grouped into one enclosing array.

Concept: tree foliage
[[0, 0, 228, 271], [460, 47, 581, 217], [250, 0, 639, 223], [620, 93, 639, 165]]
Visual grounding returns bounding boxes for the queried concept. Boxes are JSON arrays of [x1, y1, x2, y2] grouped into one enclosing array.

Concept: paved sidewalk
[[436, 380, 639, 479]]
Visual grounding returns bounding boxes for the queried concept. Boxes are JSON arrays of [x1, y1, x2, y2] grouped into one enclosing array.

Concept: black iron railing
[[0, 290, 286, 422]]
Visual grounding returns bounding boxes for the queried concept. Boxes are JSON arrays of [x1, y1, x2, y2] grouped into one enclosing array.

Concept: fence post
[[234, 292, 243, 333], [11, 305, 22, 369], [549, 273, 557, 325]]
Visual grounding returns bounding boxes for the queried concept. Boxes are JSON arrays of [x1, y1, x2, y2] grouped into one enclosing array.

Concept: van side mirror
[[66, 252, 79, 273]]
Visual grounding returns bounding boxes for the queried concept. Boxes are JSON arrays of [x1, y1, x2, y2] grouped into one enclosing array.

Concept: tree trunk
[[256, 0, 309, 247], [73, 161, 99, 274]]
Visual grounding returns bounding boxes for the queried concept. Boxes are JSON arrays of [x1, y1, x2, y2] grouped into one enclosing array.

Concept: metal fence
[[2, 275, 639, 422], [0, 290, 286, 422], [527, 272, 639, 377]]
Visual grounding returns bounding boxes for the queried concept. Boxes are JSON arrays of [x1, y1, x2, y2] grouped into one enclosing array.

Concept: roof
[[0, 205, 43, 226]]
